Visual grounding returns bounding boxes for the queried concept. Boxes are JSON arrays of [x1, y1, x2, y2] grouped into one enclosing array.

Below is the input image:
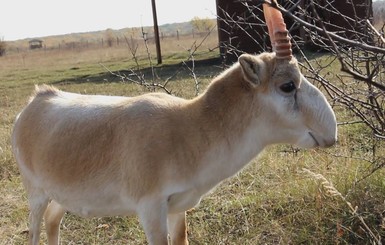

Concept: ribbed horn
[[263, 1, 292, 59]]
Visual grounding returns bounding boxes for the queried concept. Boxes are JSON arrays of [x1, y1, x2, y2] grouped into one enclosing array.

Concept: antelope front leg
[[168, 212, 189, 245], [138, 198, 169, 245]]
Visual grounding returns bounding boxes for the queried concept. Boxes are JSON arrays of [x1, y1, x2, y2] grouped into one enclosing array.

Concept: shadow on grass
[[52, 57, 224, 86]]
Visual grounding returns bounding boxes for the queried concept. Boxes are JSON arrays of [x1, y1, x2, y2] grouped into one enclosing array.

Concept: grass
[[1, 33, 384, 244]]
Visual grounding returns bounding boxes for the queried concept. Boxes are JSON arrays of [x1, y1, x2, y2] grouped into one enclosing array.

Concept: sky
[[1, 0, 217, 41]]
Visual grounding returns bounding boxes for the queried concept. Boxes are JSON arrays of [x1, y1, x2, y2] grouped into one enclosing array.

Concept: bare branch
[[273, 0, 385, 54]]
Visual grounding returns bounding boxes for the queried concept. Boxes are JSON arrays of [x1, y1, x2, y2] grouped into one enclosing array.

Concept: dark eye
[[280, 81, 296, 93]]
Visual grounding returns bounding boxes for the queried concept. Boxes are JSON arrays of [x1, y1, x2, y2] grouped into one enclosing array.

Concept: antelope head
[[235, 1, 337, 148]]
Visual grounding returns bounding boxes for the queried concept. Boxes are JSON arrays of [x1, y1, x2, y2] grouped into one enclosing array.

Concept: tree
[[0, 37, 6, 56], [105, 29, 115, 47], [191, 17, 216, 32]]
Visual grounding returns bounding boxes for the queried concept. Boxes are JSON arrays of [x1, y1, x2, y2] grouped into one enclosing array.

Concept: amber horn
[[263, 2, 292, 59]]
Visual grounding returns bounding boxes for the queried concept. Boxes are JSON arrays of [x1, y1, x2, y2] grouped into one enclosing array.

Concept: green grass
[[0, 43, 384, 244]]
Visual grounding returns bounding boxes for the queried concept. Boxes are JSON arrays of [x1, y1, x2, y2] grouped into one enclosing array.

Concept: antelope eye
[[280, 81, 296, 93]]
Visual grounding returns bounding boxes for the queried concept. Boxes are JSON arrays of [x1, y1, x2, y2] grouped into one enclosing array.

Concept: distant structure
[[29, 39, 43, 49], [216, 0, 372, 61]]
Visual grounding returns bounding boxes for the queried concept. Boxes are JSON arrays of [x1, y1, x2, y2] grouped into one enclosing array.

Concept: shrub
[[0, 38, 6, 56]]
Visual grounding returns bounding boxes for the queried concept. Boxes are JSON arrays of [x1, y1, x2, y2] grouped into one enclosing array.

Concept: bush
[[0, 39, 6, 56]]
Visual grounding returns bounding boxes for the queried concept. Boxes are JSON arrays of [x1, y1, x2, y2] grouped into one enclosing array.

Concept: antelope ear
[[238, 54, 267, 87]]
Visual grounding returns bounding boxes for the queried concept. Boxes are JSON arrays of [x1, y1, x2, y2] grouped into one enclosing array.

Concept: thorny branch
[[216, 1, 385, 184], [230, 0, 385, 139], [105, 27, 217, 96], [221, 0, 385, 140]]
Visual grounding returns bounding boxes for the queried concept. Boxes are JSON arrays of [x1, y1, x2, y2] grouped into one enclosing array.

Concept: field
[[1, 31, 385, 244]]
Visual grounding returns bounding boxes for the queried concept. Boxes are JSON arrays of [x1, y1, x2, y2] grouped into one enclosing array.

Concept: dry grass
[[1, 32, 385, 244]]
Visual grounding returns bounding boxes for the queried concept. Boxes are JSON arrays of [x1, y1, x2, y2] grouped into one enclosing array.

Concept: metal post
[[151, 0, 162, 64]]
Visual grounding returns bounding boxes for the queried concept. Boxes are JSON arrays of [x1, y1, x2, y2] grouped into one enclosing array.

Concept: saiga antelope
[[12, 2, 337, 245]]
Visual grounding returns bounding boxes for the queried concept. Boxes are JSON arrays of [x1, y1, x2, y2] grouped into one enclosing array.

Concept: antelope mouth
[[308, 132, 337, 148], [308, 132, 320, 147]]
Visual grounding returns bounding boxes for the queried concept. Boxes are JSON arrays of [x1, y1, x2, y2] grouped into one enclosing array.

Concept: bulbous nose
[[309, 131, 337, 148], [318, 120, 337, 148], [317, 119, 337, 148], [301, 76, 337, 149], [323, 136, 337, 148]]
